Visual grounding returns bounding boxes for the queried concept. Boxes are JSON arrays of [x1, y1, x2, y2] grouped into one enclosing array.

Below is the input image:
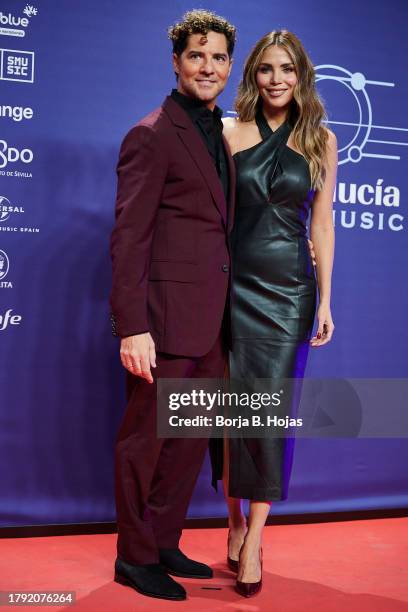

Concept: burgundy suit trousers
[[115, 328, 227, 565]]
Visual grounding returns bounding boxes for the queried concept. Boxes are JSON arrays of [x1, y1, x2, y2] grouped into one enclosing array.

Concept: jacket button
[[222, 264, 229, 273]]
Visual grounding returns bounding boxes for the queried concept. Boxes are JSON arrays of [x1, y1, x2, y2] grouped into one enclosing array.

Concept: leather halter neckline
[[255, 106, 287, 140]]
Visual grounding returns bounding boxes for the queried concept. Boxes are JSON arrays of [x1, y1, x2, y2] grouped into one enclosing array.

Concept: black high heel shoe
[[227, 528, 247, 572], [235, 546, 263, 598], [227, 530, 239, 572]]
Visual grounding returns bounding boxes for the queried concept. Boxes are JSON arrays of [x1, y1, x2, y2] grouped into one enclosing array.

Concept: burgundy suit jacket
[[110, 96, 236, 357]]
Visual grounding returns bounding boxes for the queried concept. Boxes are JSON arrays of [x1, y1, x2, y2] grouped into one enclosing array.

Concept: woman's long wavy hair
[[235, 30, 328, 190]]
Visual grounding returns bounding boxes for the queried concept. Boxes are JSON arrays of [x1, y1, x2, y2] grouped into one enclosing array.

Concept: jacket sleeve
[[110, 123, 168, 337]]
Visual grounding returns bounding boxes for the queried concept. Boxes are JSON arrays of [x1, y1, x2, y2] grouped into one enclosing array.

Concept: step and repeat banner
[[1, 0, 407, 526]]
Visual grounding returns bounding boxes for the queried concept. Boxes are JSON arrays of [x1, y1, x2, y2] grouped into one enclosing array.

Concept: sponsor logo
[[0, 141, 33, 177], [0, 308, 22, 330], [0, 195, 38, 232], [0, 104, 33, 122], [0, 195, 24, 223], [332, 178, 403, 232], [0, 248, 12, 288], [315, 64, 407, 166], [314, 64, 406, 232], [0, 249, 9, 278], [0, 5, 37, 38], [0, 48, 35, 83]]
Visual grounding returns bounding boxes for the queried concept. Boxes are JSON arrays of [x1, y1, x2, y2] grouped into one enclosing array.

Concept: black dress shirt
[[170, 89, 230, 202]]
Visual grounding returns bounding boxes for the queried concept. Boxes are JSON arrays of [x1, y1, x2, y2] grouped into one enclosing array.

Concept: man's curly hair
[[168, 9, 236, 57]]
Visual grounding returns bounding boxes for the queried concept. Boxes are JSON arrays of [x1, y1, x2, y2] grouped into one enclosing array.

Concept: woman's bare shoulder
[[222, 116, 243, 148], [222, 116, 241, 131], [223, 116, 254, 141], [323, 126, 337, 149], [223, 117, 261, 154]]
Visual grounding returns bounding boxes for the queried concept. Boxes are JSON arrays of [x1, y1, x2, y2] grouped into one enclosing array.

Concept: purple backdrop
[[0, 0, 407, 526]]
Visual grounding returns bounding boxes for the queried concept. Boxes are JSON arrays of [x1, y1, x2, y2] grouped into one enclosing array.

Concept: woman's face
[[255, 45, 297, 113]]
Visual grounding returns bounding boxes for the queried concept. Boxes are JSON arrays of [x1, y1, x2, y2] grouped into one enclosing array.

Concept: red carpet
[[0, 519, 407, 610]]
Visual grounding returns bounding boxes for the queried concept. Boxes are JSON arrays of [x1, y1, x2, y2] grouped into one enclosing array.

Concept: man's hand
[[308, 239, 317, 267], [120, 332, 156, 383]]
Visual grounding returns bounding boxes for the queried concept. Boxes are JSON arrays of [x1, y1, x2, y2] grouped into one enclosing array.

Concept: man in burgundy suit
[[109, 10, 236, 601]]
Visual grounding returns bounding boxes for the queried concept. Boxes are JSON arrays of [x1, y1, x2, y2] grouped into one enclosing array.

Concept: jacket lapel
[[163, 96, 227, 226], [223, 134, 236, 234]]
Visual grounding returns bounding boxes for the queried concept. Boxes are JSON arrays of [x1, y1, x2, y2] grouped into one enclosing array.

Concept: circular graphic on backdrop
[[0, 196, 12, 223], [0, 250, 10, 281], [315, 64, 372, 165]]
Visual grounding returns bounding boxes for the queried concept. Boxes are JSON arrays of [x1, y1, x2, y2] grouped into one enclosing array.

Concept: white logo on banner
[[0, 249, 9, 279], [315, 64, 405, 232], [0, 195, 12, 222], [0, 141, 33, 178], [0, 104, 33, 122], [0, 195, 25, 223], [0, 5, 38, 38], [0, 48, 35, 83], [0, 308, 21, 330], [314, 65, 407, 166], [0, 194, 38, 233], [0, 249, 12, 288], [23, 5, 38, 18]]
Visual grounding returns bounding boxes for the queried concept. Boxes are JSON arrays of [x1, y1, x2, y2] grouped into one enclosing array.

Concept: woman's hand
[[310, 302, 334, 347], [307, 239, 316, 267]]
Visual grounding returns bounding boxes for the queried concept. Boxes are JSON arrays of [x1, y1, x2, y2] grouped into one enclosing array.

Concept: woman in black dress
[[221, 30, 337, 596]]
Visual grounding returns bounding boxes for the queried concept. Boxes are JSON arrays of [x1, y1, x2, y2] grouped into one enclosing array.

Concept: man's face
[[173, 31, 232, 109]]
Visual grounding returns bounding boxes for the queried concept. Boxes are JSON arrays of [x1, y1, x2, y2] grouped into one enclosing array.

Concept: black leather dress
[[227, 108, 317, 501]]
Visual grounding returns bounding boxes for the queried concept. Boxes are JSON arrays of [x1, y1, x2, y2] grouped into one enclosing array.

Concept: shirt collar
[[171, 89, 223, 123]]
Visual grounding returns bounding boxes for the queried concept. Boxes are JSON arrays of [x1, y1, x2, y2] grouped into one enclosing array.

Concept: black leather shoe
[[114, 557, 186, 601], [159, 548, 213, 579]]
